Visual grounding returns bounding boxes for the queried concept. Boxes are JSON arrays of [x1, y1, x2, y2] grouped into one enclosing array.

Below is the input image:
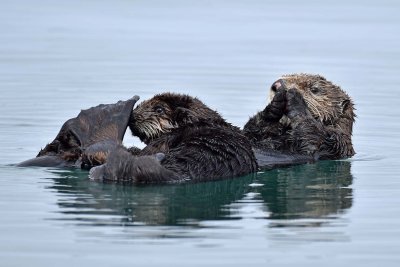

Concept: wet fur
[[92, 93, 258, 184], [243, 74, 355, 160]]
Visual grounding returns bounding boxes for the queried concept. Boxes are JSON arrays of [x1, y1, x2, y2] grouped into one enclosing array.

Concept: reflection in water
[[48, 160, 353, 228], [259, 160, 353, 220], [49, 170, 255, 226]]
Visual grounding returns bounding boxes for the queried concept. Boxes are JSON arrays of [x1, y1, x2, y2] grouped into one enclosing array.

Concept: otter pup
[[90, 93, 258, 184], [243, 74, 355, 160]]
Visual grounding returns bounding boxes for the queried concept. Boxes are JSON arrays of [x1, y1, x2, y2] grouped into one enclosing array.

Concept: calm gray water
[[1, 0, 400, 266]]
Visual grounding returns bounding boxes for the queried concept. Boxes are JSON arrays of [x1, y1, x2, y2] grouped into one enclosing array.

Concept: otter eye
[[154, 106, 165, 114], [310, 87, 319, 94]]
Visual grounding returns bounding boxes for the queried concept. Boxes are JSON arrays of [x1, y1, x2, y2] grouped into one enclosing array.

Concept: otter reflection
[[48, 160, 353, 226], [258, 160, 353, 219]]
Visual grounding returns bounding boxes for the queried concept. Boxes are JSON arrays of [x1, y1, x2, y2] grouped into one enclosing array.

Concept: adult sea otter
[[243, 73, 355, 160]]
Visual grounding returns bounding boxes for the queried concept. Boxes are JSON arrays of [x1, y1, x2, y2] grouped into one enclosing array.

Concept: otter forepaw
[[262, 89, 286, 121], [286, 88, 308, 119]]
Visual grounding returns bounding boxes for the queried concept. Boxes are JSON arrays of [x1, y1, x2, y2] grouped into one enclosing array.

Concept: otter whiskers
[[138, 118, 177, 141]]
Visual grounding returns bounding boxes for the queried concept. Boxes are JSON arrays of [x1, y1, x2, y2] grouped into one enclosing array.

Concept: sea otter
[[18, 96, 140, 168], [89, 93, 258, 184], [243, 74, 355, 160]]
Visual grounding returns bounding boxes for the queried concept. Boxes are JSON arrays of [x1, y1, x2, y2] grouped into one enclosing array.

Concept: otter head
[[269, 73, 355, 126], [129, 93, 228, 144]]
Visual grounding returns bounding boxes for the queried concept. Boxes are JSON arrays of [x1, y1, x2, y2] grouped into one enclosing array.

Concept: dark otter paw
[[262, 89, 286, 121], [286, 88, 308, 119]]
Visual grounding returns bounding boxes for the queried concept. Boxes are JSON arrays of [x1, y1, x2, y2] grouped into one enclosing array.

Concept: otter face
[[129, 93, 226, 144], [269, 73, 354, 124], [129, 95, 177, 144]]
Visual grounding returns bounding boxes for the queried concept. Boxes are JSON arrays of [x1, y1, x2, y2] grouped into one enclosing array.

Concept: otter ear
[[174, 107, 200, 125]]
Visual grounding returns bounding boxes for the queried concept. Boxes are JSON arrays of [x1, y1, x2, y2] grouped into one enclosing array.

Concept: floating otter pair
[[19, 74, 355, 184]]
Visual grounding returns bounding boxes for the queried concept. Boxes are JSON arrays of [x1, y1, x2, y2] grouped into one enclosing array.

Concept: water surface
[[1, 0, 400, 266]]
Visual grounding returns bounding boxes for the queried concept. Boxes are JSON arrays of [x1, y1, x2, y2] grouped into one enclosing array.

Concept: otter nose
[[271, 79, 285, 92]]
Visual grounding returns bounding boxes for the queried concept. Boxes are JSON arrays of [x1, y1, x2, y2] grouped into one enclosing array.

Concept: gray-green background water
[[1, 0, 400, 266]]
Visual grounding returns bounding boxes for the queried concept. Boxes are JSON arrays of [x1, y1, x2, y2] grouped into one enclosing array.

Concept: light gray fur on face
[[268, 74, 353, 124]]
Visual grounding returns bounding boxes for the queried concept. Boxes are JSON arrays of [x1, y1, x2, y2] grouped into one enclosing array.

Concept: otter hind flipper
[[68, 95, 140, 147], [18, 95, 140, 168]]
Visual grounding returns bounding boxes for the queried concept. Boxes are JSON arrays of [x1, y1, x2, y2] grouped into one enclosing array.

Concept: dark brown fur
[[90, 93, 258, 184], [243, 74, 355, 160]]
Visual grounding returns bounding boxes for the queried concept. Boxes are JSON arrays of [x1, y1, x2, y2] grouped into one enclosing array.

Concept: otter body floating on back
[[243, 74, 355, 160], [89, 93, 258, 184]]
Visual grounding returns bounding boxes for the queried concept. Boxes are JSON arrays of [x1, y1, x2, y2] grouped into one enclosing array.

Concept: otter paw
[[286, 88, 308, 119], [263, 89, 286, 120]]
